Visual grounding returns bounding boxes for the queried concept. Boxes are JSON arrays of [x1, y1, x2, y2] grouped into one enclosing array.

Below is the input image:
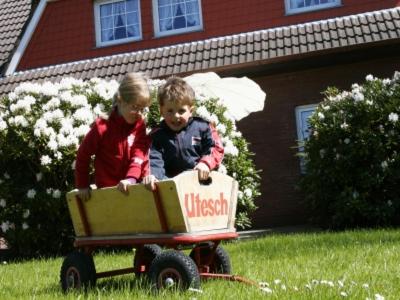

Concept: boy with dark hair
[[143, 77, 224, 190]]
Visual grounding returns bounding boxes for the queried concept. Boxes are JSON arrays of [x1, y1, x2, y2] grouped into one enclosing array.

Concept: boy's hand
[[194, 162, 210, 180], [143, 175, 158, 191], [77, 188, 90, 201], [117, 178, 136, 195]]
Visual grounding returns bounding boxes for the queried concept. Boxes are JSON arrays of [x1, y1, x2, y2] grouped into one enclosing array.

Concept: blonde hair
[[158, 76, 195, 107], [112, 72, 151, 110]]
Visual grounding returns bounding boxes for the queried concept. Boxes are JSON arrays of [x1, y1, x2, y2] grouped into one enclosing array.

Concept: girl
[[75, 73, 151, 201]]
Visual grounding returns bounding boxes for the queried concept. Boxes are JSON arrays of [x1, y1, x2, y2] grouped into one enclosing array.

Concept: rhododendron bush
[[0, 77, 260, 256], [300, 72, 400, 228]]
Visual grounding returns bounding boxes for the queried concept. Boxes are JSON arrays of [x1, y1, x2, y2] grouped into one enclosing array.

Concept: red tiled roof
[[0, 7, 399, 97], [0, 0, 31, 71]]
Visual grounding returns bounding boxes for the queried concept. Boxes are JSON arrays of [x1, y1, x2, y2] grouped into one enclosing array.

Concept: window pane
[[101, 29, 114, 42], [126, 12, 138, 25], [173, 4, 185, 15], [127, 24, 139, 37], [100, 3, 112, 17], [158, 0, 170, 6], [126, 0, 138, 12], [186, 13, 199, 26], [113, 1, 126, 14], [114, 14, 126, 27], [114, 26, 127, 39], [173, 15, 186, 29], [101, 16, 113, 29]]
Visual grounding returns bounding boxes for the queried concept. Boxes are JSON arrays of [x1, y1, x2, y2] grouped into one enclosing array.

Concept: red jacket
[[75, 110, 150, 189]]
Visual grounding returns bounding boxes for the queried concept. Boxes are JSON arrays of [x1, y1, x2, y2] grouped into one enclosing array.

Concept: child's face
[[117, 99, 147, 124], [160, 101, 193, 132]]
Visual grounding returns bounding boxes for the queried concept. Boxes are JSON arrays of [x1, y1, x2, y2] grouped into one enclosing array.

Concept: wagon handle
[[152, 184, 169, 233]]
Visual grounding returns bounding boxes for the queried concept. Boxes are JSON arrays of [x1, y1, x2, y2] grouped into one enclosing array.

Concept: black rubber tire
[[133, 244, 162, 276], [190, 243, 232, 274], [60, 251, 96, 292], [149, 250, 200, 290]]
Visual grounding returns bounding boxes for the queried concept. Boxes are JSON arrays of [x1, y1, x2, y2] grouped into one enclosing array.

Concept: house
[[0, 0, 399, 228]]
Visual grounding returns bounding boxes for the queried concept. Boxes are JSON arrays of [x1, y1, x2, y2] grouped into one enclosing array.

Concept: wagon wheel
[[60, 251, 96, 292], [133, 244, 162, 276], [190, 243, 232, 274], [149, 250, 200, 290]]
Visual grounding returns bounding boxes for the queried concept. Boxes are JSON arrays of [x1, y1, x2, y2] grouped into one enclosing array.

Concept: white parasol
[[184, 72, 266, 120]]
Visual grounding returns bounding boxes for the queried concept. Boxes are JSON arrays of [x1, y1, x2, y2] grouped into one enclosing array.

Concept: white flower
[[11, 115, 29, 127], [340, 291, 348, 297], [382, 78, 391, 85], [375, 294, 385, 300], [340, 122, 349, 129], [381, 161, 388, 169], [22, 222, 29, 230], [319, 149, 325, 158], [218, 164, 227, 174], [40, 155, 52, 166], [23, 209, 30, 218], [70, 94, 88, 107], [344, 138, 350, 144], [273, 279, 281, 285], [216, 123, 226, 134], [223, 139, 238, 156], [366, 100, 373, 105], [338, 280, 344, 287], [388, 112, 398, 123], [75, 124, 90, 138], [47, 139, 58, 151], [244, 188, 252, 198], [52, 189, 61, 199], [365, 74, 374, 81], [0, 119, 7, 131], [317, 112, 325, 120], [0, 199, 6, 208], [195, 106, 211, 121], [43, 97, 61, 110], [73, 107, 94, 123], [27, 189, 36, 199], [36, 173, 43, 182], [3, 173, 10, 179], [352, 91, 364, 102], [1, 221, 10, 233], [261, 287, 273, 294], [46, 188, 53, 195], [362, 283, 369, 289], [387, 200, 393, 206]]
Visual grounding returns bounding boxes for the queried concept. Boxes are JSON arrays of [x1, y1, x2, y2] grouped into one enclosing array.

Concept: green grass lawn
[[0, 228, 399, 299]]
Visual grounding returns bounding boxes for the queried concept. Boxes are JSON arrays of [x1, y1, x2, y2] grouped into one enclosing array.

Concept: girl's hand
[[143, 175, 158, 191], [194, 162, 210, 180], [117, 178, 136, 195], [77, 188, 91, 201]]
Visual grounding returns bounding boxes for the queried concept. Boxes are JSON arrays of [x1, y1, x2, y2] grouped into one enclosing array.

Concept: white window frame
[[295, 104, 318, 172], [152, 0, 203, 38], [285, 0, 341, 15], [94, 0, 143, 47]]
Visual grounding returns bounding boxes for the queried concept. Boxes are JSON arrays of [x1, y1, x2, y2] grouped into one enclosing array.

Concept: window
[[153, 0, 203, 37], [295, 104, 317, 172], [285, 0, 340, 15], [94, 0, 142, 47]]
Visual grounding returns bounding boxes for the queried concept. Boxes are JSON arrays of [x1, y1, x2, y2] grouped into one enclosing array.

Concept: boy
[[143, 77, 224, 190]]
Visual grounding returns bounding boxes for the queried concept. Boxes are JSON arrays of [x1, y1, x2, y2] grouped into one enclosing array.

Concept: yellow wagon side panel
[[66, 185, 165, 236]]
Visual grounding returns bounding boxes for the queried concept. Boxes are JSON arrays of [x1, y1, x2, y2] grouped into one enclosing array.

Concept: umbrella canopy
[[184, 72, 266, 120]]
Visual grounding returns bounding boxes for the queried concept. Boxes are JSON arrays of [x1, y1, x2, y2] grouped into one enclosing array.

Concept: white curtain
[[100, 4, 115, 41], [158, 0, 200, 31], [186, 0, 200, 26]]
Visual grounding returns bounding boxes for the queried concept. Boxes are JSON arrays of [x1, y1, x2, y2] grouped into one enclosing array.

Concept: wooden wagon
[[60, 171, 252, 291]]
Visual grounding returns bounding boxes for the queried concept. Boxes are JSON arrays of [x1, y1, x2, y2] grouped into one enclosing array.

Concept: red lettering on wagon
[[184, 193, 228, 218]]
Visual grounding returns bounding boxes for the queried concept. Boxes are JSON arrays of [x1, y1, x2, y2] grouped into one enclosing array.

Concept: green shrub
[[300, 72, 400, 228], [0, 77, 260, 257]]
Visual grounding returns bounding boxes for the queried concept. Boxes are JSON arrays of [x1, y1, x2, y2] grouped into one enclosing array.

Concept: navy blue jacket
[[150, 117, 224, 179]]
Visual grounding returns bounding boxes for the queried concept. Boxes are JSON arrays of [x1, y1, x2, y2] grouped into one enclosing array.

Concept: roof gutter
[[5, 0, 52, 76]]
